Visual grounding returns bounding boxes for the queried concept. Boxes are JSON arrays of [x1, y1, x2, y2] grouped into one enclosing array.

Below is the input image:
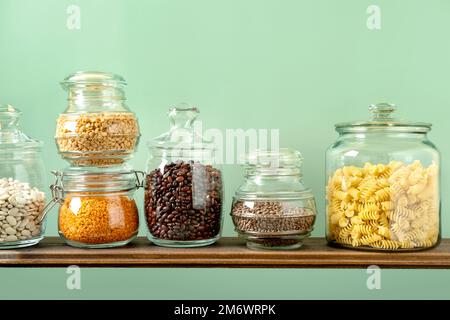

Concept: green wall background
[[0, 0, 449, 299]]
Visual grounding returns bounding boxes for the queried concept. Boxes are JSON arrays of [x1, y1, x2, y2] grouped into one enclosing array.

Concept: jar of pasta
[[326, 103, 440, 251], [55, 71, 140, 167], [40, 166, 143, 248]]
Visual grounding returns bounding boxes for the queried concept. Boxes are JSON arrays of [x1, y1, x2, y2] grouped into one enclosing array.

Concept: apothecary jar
[[231, 149, 317, 250], [326, 103, 440, 251], [144, 105, 223, 248], [55, 71, 140, 167], [0, 104, 46, 249]]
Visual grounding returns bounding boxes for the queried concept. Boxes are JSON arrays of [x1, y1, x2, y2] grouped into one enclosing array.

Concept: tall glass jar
[[55, 71, 140, 167], [0, 104, 46, 248], [145, 105, 223, 248], [231, 149, 317, 250], [326, 103, 440, 251], [41, 166, 142, 248]]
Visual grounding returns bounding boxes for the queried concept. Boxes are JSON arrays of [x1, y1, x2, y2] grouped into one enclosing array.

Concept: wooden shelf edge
[[0, 237, 449, 269]]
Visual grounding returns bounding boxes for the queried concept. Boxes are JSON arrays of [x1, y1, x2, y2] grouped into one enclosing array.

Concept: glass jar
[[326, 103, 440, 251], [55, 71, 140, 167], [145, 105, 223, 247], [41, 166, 142, 248], [231, 149, 317, 250], [0, 104, 46, 248]]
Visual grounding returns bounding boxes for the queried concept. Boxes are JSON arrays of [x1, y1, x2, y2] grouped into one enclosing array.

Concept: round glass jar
[[145, 105, 223, 248], [0, 104, 47, 249], [231, 149, 317, 250], [43, 166, 142, 248], [326, 103, 440, 251], [55, 71, 140, 167]]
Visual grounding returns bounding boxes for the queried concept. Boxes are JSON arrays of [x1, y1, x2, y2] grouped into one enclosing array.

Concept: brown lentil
[[59, 194, 139, 245], [231, 201, 315, 248]]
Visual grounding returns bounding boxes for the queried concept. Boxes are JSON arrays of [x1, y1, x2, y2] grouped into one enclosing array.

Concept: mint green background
[[1, 0, 450, 300]]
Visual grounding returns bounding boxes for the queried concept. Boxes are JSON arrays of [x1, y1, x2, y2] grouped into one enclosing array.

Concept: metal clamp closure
[[36, 171, 65, 223], [134, 170, 146, 189]]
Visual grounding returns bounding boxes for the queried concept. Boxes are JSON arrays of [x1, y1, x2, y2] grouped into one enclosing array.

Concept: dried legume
[[59, 194, 139, 245], [145, 161, 223, 242], [0, 178, 45, 243], [231, 201, 315, 248], [55, 112, 139, 166]]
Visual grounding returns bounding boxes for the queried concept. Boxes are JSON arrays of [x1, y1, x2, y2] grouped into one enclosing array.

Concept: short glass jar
[[326, 103, 440, 251], [42, 166, 142, 248], [145, 105, 223, 247], [231, 149, 317, 250], [55, 71, 140, 167], [0, 104, 47, 249]]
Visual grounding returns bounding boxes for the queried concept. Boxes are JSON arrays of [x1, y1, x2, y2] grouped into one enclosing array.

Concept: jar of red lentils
[[44, 166, 143, 248]]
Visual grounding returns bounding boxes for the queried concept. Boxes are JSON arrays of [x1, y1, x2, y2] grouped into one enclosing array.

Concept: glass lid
[[335, 103, 431, 133], [150, 103, 215, 151], [236, 148, 313, 200], [0, 104, 42, 150], [61, 71, 126, 89], [243, 148, 303, 168]]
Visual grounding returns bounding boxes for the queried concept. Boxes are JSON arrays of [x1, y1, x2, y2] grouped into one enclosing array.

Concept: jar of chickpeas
[[326, 103, 440, 251], [55, 71, 140, 167]]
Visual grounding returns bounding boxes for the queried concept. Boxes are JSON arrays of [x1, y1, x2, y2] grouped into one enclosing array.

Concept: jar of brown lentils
[[42, 166, 143, 248], [231, 149, 317, 250]]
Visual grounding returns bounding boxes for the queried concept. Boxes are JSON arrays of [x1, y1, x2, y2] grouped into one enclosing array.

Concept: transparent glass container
[[0, 104, 46, 249], [55, 71, 140, 167], [145, 105, 223, 248], [41, 166, 142, 248], [231, 149, 317, 250], [326, 103, 440, 251]]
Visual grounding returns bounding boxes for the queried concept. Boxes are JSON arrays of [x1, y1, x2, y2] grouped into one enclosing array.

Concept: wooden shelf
[[0, 237, 449, 269]]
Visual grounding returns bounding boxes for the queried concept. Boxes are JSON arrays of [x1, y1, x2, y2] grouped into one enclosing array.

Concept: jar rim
[[61, 71, 126, 88], [234, 189, 315, 201], [54, 167, 142, 193], [241, 148, 303, 168]]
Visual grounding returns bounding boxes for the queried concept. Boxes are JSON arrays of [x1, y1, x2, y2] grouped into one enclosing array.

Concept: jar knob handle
[[168, 103, 199, 128], [369, 103, 396, 120]]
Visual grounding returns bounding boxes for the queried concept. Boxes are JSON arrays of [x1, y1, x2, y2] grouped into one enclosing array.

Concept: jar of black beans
[[145, 160, 223, 247]]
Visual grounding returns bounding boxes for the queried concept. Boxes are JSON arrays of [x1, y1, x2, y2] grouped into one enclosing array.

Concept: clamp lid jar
[[326, 103, 440, 251], [44, 166, 143, 248], [145, 104, 223, 248], [231, 149, 317, 250], [55, 71, 140, 167], [0, 104, 47, 248]]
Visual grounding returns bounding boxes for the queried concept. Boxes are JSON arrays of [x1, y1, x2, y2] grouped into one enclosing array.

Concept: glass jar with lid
[[55, 71, 140, 167], [0, 104, 46, 248], [326, 103, 440, 251], [231, 149, 317, 250], [145, 104, 223, 247], [40, 166, 143, 248]]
